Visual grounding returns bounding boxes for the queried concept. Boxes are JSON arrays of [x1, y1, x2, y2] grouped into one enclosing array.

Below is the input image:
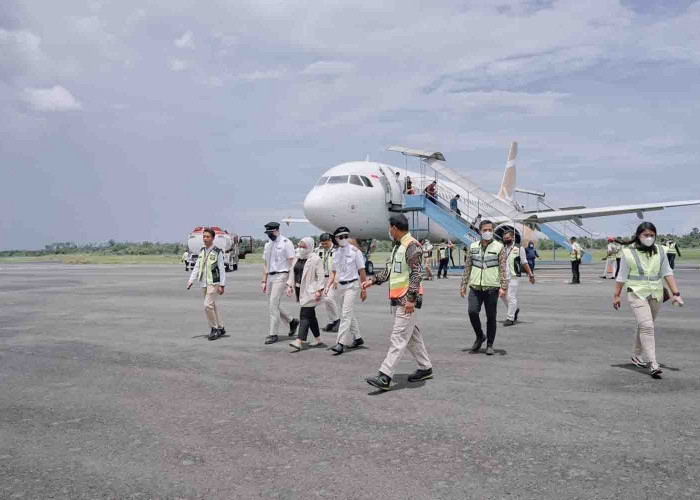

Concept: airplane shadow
[[611, 362, 681, 374], [367, 374, 428, 396]]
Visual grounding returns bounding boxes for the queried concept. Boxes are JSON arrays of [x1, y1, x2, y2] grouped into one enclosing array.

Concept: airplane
[[300, 142, 700, 273]]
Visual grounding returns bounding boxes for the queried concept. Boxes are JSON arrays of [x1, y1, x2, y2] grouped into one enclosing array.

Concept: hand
[[362, 280, 373, 290], [360, 289, 367, 302], [286, 285, 292, 297], [460, 287, 466, 298], [186, 282, 192, 290], [498, 288, 506, 298], [529, 275, 535, 284], [331, 282, 338, 289], [404, 301, 415, 314], [671, 295, 684, 307], [315, 291, 322, 302], [613, 296, 621, 310], [261, 281, 267, 293], [218, 286, 224, 295]]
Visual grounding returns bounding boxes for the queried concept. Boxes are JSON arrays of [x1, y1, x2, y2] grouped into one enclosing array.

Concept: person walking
[[569, 236, 583, 284], [450, 194, 461, 217], [460, 220, 507, 355], [448, 240, 456, 267], [363, 214, 433, 391], [326, 227, 367, 355], [437, 239, 450, 279], [182, 250, 190, 271], [286, 237, 326, 352], [425, 181, 438, 204], [187, 227, 226, 341], [665, 239, 681, 269], [316, 233, 340, 332], [500, 230, 535, 326], [613, 237, 623, 278], [422, 239, 434, 281], [524, 242, 540, 273], [262, 222, 299, 345], [601, 237, 617, 279], [613, 222, 684, 379]]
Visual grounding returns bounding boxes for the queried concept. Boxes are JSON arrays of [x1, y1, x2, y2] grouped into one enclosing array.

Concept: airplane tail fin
[[497, 141, 517, 201]]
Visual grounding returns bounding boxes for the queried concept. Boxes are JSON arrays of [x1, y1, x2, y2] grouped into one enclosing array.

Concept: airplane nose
[[303, 189, 327, 227]]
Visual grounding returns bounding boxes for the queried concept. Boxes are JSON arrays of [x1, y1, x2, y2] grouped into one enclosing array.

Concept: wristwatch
[[673, 292, 681, 297]]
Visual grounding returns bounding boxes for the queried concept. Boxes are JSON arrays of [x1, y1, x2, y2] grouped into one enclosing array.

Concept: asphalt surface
[[1, 262, 699, 499]]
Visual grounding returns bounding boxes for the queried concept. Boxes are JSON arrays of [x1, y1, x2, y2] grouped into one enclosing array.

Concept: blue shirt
[[450, 198, 458, 211]]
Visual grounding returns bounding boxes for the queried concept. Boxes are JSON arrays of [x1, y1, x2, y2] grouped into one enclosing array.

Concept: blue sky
[[1, 0, 699, 249]]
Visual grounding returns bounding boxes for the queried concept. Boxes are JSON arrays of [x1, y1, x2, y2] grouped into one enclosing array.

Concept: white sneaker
[[649, 363, 663, 379], [631, 355, 647, 368]]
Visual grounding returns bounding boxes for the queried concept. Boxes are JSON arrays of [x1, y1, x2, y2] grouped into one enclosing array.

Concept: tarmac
[[1, 261, 699, 499]]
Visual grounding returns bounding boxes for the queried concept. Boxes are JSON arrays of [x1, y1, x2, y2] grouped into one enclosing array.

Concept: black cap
[[319, 232, 332, 242], [264, 222, 280, 232], [333, 226, 350, 237]]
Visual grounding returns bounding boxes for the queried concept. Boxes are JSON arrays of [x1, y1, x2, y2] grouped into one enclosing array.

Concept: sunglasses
[[336, 235, 349, 240]]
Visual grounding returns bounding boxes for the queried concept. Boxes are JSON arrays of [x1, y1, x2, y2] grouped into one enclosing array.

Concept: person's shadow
[[191, 333, 230, 340], [611, 362, 680, 375], [367, 374, 429, 395], [462, 347, 507, 356]]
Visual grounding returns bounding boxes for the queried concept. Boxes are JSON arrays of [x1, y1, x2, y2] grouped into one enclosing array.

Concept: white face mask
[[640, 236, 655, 247], [338, 239, 349, 247], [481, 231, 493, 241], [388, 230, 394, 241]]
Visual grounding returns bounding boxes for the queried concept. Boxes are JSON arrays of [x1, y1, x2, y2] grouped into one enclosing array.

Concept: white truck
[[185, 226, 252, 272]]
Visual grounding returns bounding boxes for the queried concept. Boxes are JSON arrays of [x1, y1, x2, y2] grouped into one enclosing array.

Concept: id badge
[[393, 261, 402, 273]]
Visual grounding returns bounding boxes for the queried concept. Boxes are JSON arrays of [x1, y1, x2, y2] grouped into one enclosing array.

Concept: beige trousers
[[268, 273, 293, 336], [499, 277, 519, 320], [379, 305, 432, 378], [321, 283, 339, 323], [627, 291, 660, 366], [203, 285, 223, 329], [336, 281, 361, 346]]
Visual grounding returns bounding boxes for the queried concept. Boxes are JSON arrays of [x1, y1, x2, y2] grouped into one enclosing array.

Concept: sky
[[1, 0, 699, 250]]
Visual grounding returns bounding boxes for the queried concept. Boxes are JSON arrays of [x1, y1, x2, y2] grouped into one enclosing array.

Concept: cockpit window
[[349, 175, 363, 186], [327, 175, 349, 184], [316, 176, 329, 186], [360, 176, 373, 187]]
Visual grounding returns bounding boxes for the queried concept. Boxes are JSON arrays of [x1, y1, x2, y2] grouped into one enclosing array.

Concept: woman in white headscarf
[[286, 237, 326, 351]]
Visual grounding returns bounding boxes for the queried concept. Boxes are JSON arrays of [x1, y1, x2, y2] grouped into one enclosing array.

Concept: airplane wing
[[514, 200, 700, 224], [283, 216, 310, 226]]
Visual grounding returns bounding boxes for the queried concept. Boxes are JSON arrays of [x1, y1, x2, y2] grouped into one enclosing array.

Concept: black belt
[[268, 271, 289, 275], [339, 278, 358, 285]]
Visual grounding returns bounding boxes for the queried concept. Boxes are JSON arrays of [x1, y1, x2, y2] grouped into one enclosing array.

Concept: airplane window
[[327, 175, 349, 184], [349, 175, 363, 186], [316, 176, 329, 186], [360, 176, 373, 187]]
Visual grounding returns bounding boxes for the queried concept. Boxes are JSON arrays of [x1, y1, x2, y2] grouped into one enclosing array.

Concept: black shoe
[[264, 335, 279, 345], [503, 319, 514, 327], [208, 328, 218, 341], [366, 372, 391, 391], [485, 345, 495, 355], [329, 319, 340, 333], [351, 338, 364, 348], [218, 327, 226, 337], [408, 368, 433, 382], [514, 308, 519, 321], [289, 319, 299, 336], [322, 322, 335, 332], [330, 343, 345, 355], [471, 335, 486, 352]]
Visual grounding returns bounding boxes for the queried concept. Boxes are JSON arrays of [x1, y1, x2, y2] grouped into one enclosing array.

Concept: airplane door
[[377, 166, 402, 205]]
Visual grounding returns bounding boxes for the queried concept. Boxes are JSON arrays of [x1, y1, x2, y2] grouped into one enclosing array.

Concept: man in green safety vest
[[317, 233, 340, 332], [662, 239, 682, 269], [460, 220, 507, 355], [363, 214, 433, 391], [569, 236, 583, 284], [187, 227, 226, 341]]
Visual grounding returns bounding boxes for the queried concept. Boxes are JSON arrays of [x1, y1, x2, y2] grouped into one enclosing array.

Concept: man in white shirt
[[326, 226, 368, 355], [317, 233, 340, 332], [601, 237, 617, 279], [187, 227, 226, 341], [262, 222, 299, 344], [499, 230, 535, 327]]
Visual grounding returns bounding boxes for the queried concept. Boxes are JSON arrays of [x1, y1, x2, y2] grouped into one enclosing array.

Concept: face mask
[[267, 233, 277, 241], [388, 230, 394, 241], [338, 239, 349, 247], [481, 231, 493, 241], [296, 246, 312, 259], [640, 236, 655, 247]]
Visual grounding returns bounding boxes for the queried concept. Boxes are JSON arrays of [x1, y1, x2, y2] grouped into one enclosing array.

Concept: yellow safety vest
[[623, 244, 665, 301], [317, 247, 334, 276], [570, 243, 582, 261], [437, 245, 448, 260], [468, 240, 503, 288], [389, 233, 424, 299], [505, 245, 520, 276], [197, 247, 222, 284], [613, 243, 623, 258], [665, 243, 677, 256]]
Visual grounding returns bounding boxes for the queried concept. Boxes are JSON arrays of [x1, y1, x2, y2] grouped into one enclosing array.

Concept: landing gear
[[357, 238, 376, 275]]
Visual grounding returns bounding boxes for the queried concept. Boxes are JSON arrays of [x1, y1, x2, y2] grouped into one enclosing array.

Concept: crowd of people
[[187, 219, 686, 388]]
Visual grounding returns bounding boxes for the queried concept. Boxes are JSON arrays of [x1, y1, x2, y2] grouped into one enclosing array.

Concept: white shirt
[[188, 246, 226, 287], [332, 244, 365, 282], [263, 236, 295, 273], [504, 244, 525, 280]]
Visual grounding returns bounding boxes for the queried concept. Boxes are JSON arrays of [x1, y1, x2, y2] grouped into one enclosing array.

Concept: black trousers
[[438, 258, 449, 278], [668, 254, 676, 269], [614, 258, 621, 278], [527, 258, 535, 271], [571, 260, 581, 283], [468, 288, 499, 346], [297, 306, 320, 341]]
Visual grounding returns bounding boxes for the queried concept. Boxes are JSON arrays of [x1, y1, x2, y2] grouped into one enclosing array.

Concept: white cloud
[[20, 85, 82, 112], [0, 29, 45, 78], [168, 58, 189, 72], [302, 61, 355, 77], [237, 68, 286, 81], [174, 30, 195, 49]]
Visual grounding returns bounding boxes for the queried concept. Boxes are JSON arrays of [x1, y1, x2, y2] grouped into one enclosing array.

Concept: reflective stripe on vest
[[317, 247, 333, 275], [389, 233, 423, 299], [624, 244, 664, 301], [570, 243, 582, 261], [506, 245, 519, 276], [468, 240, 503, 288], [197, 247, 222, 284]]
